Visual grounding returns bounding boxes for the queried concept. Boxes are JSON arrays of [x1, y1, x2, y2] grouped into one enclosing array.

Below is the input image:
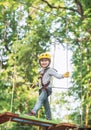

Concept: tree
[[0, 0, 91, 129]]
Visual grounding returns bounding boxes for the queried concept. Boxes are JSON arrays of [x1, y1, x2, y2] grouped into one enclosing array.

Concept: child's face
[[40, 58, 50, 68]]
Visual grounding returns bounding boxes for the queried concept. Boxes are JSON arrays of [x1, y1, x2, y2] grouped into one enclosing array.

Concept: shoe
[[46, 117, 52, 120], [30, 110, 36, 116], [25, 110, 36, 116]]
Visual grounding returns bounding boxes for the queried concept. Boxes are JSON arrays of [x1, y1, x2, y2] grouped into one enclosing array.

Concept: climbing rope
[[65, 17, 70, 123], [10, 76, 15, 112], [80, 43, 83, 127]]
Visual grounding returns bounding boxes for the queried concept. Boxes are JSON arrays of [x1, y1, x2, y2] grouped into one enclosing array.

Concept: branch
[[42, 0, 81, 15], [74, 0, 84, 19]]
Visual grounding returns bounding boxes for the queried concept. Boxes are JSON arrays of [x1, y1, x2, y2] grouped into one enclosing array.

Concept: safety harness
[[39, 67, 50, 96]]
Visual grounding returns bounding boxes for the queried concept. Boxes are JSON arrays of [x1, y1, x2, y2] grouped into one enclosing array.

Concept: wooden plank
[[0, 112, 19, 124], [48, 123, 77, 130], [0, 112, 57, 127], [0, 112, 77, 130], [12, 114, 57, 127]]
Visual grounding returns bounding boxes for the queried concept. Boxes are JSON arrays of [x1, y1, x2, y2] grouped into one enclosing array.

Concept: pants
[[32, 88, 52, 120]]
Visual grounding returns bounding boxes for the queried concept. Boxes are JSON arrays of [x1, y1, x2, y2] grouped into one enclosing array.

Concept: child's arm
[[30, 80, 39, 89], [49, 68, 69, 79]]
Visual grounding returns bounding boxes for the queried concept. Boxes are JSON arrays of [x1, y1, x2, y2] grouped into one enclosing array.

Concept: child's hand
[[63, 72, 70, 78], [31, 83, 36, 88]]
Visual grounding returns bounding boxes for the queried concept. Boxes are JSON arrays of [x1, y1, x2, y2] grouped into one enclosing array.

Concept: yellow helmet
[[38, 52, 51, 60]]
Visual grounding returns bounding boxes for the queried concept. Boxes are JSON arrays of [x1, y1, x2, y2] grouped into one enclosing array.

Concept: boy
[[28, 52, 69, 120]]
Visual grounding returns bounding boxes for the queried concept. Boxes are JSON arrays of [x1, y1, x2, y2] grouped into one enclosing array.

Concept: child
[[28, 52, 69, 120]]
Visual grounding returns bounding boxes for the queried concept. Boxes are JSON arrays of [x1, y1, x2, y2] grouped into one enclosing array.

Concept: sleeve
[[49, 68, 64, 79]]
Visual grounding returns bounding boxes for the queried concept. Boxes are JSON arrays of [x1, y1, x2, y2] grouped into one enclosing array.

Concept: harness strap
[[42, 81, 50, 97], [39, 67, 50, 96]]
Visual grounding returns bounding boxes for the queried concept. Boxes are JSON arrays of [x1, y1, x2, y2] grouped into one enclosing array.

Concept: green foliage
[[0, 0, 91, 128]]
